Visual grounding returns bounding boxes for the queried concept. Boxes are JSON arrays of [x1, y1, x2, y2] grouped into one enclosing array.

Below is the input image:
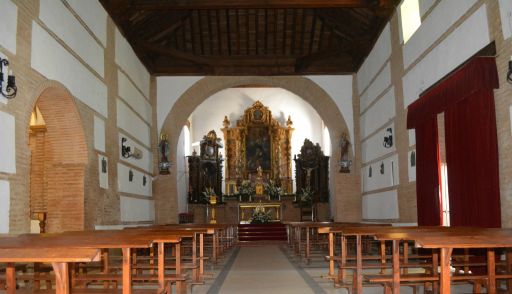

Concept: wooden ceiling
[[100, 0, 399, 75]]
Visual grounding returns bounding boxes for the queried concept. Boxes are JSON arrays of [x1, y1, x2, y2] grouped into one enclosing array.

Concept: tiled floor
[[191, 243, 483, 294]]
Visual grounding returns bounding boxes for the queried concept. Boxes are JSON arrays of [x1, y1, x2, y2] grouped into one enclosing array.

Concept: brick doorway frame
[[28, 83, 88, 233]]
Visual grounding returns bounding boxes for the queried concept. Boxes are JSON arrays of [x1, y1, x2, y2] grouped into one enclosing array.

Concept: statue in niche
[[339, 132, 351, 173], [159, 132, 171, 174]]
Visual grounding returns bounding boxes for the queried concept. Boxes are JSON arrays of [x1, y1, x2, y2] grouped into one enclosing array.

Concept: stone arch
[[27, 81, 88, 232], [156, 76, 360, 223]]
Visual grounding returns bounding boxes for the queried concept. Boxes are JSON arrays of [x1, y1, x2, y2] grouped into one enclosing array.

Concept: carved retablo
[[222, 101, 294, 195]]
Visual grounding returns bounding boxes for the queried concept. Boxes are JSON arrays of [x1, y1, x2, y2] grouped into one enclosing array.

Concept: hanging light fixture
[[0, 57, 17, 99]]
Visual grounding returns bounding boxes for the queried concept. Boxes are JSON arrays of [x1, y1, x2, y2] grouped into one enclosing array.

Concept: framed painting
[[246, 126, 271, 171]]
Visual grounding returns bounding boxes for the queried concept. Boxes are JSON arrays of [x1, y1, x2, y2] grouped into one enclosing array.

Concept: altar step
[[238, 223, 287, 242]]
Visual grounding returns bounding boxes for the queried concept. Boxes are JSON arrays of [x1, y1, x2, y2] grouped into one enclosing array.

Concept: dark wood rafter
[[125, 0, 390, 9], [226, 9, 232, 55], [99, 0, 400, 75]]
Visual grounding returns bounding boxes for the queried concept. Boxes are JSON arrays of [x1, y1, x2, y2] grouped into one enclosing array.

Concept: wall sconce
[[383, 128, 393, 148], [129, 169, 134, 182], [508, 57, 512, 84], [0, 57, 17, 99], [121, 137, 142, 159], [380, 162, 385, 174]]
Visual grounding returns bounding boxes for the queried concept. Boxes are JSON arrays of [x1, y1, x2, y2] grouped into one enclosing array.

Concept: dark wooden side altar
[[187, 130, 223, 203], [294, 139, 330, 203], [221, 101, 294, 194]]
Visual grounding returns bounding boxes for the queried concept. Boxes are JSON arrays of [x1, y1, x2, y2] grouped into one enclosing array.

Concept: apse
[[175, 87, 331, 213]]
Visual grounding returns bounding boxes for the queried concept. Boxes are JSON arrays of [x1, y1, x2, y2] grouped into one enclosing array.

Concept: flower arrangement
[[250, 205, 272, 224], [202, 187, 217, 204], [300, 186, 314, 205], [238, 180, 255, 201], [264, 180, 282, 200]]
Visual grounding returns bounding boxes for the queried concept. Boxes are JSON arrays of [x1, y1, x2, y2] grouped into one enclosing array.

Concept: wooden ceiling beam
[[125, 0, 386, 9], [295, 48, 352, 72]]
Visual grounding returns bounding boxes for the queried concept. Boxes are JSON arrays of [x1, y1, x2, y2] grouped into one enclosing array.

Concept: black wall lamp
[[0, 57, 17, 99], [508, 57, 512, 84], [121, 137, 142, 159], [383, 128, 393, 148]]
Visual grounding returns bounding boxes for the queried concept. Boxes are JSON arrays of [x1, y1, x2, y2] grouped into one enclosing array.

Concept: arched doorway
[[28, 85, 87, 233], [156, 76, 360, 224]]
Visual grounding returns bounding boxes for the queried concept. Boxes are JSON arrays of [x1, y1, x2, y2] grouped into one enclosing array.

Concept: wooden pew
[[414, 231, 512, 294], [0, 238, 101, 294]]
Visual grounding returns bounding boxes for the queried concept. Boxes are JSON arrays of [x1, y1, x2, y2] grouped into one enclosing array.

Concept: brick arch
[[28, 82, 87, 232], [156, 76, 360, 224]]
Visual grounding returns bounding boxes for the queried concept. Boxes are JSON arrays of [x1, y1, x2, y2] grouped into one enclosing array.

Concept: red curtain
[[407, 57, 500, 227], [414, 117, 442, 226], [445, 89, 501, 227]]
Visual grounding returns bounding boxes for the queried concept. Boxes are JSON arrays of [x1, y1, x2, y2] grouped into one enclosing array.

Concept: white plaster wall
[[419, 0, 435, 18], [115, 29, 150, 97], [176, 127, 188, 213], [357, 23, 391, 94], [116, 99, 151, 147], [408, 150, 416, 182], [94, 115, 105, 152], [117, 133, 153, 173], [362, 153, 399, 193], [0, 0, 17, 55], [39, 0, 104, 77], [362, 190, 399, 219], [65, 0, 107, 46], [359, 62, 391, 112], [0, 180, 9, 233], [403, 5, 490, 107], [98, 155, 108, 189], [0, 111, 16, 174], [403, 0, 478, 69], [117, 163, 152, 197], [120, 196, 155, 222], [189, 88, 325, 163], [156, 76, 204, 131], [118, 70, 152, 123], [361, 123, 396, 163], [305, 75, 354, 147], [31, 22, 108, 117], [499, 0, 512, 40], [408, 129, 416, 146], [360, 87, 395, 139]]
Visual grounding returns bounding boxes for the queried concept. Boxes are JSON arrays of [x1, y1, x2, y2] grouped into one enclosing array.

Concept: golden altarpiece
[[221, 101, 294, 196]]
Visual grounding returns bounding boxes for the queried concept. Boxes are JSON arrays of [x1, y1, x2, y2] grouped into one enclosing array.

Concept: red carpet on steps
[[238, 223, 287, 242]]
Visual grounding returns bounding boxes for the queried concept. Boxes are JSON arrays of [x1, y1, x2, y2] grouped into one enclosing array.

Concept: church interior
[[1, 0, 512, 293]]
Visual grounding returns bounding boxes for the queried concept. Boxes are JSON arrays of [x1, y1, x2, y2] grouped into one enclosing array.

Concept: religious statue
[[339, 132, 352, 173], [255, 165, 264, 195], [159, 132, 171, 174]]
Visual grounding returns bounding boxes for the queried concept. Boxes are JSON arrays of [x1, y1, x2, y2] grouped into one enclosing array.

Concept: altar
[[238, 202, 281, 224]]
